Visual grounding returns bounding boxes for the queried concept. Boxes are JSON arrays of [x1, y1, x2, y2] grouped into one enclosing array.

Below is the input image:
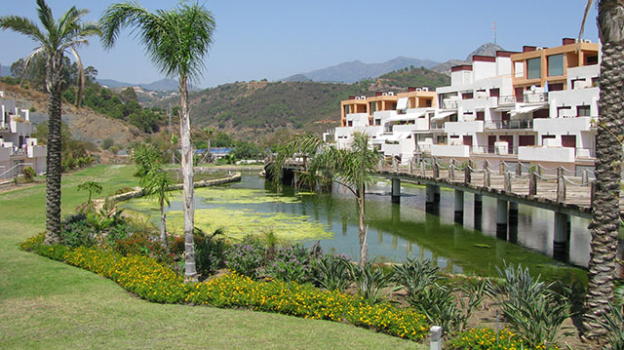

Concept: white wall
[[445, 121, 484, 136], [431, 145, 470, 158], [548, 88, 599, 117], [345, 113, 370, 127], [496, 56, 512, 77], [518, 146, 575, 163], [533, 117, 594, 134], [473, 61, 497, 81]]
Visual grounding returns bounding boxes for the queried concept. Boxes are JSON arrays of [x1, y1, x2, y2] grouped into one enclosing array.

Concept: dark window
[[534, 109, 549, 119], [586, 55, 598, 65], [548, 83, 564, 91], [476, 111, 485, 121], [490, 88, 500, 97], [519, 135, 535, 146], [426, 99, 432, 107], [562, 135, 576, 148], [347, 121, 353, 127], [577, 105, 591, 117], [462, 92, 474, 100], [463, 135, 473, 147], [547, 54, 564, 76], [527, 57, 541, 79]]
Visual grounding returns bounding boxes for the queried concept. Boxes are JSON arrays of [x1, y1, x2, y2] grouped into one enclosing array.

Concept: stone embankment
[[106, 172, 242, 203]]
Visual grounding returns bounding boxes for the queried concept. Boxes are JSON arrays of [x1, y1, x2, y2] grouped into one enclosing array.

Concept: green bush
[[225, 236, 266, 279], [313, 254, 353, 292], [22, 166, 36, 182], [350, 262, 392, 304], [489, 264, 570, 348], [194, 228, 227, 277], [262, 244, 317, 284]]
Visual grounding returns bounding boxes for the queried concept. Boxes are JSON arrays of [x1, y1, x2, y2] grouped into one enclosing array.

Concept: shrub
[[390, 258, 440, 296], [313, 253, 353, 292], [22, 166, 36, 182], [350, 262, 392, 304], [489, 264, 570, 348], [225, 235, 266, 279], [194, 228, 227, 277], [262, 244, 316, 284]]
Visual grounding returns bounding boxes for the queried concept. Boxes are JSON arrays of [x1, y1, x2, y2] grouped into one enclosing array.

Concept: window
[[347, 121, 353, 127], [344, 105, 350, 114], [426, 99, 432, 107], [462, 92, 473, 100], [547, 54, 564, 76], [548, 83, 564, 91], [370, 102, 377, 113], [476, 111, 485, 121], [490, 88, 500, 97], [557, 106, 572, 118], [527, 58, 541, 79], [586, 55, 598, 65], [577, 105, 591, 117]]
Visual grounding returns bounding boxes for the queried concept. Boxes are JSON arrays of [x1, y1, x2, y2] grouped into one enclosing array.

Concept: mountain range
[[97, 78, 183, 91]]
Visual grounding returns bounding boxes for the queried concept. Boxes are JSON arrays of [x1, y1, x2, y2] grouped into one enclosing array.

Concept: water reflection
[[135, 172, 591, 279]]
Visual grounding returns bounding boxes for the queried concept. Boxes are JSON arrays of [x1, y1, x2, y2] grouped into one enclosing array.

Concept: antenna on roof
[[492, 21, 497, 45]]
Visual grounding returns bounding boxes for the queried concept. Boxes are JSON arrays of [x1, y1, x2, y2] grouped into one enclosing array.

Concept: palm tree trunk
[[43, 70, 63, 244], [584, 6, 624, 335], [179, 77, 197, 282], [160, 197, 168, 252], [357, 194, 367, 268]]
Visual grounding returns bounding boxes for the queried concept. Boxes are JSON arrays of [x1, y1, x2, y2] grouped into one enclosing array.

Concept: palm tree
[[0, 0, 100, 244], [133, 144, 173, 249], [101, 1, 215, 282], [272, 132, 379, 267], [579, 0, 624, 338]]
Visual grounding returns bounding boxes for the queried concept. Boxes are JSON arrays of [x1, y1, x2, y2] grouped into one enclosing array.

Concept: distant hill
[[281, 56, 440, 83], [97, 77, 192, 92], [147, 66, 448, 140], [431, 43, 505, 75], [373, 66, 450, 89]]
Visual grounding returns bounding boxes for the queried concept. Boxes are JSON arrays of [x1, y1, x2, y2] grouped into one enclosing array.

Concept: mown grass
[[0, 164, 422, 350]]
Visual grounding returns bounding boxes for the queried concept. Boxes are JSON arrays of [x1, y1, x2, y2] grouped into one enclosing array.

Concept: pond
[[120, 171, 589, 282]]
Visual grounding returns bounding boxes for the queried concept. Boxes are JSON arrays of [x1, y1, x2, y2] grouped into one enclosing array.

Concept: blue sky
[[0, 0, 599, 88]]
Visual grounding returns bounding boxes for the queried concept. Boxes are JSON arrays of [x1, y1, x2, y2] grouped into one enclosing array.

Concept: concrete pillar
[[474, 194, 483, 231], [434, 185, 441, 203], [496, 199, 508, 240], [454, 190, 464, 224], [426, 184, 436, 213], [391, 178, 401, 203], [508, 202, 519, 244], [553, 212, 570, 262]]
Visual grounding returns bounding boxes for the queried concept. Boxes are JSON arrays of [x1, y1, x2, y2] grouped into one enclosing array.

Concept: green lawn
[[0, 164, 423, 350]]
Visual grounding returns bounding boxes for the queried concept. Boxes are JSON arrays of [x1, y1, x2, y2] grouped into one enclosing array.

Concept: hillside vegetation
[[152, 66, 449, 139]]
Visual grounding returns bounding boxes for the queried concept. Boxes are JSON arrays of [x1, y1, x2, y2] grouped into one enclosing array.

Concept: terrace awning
[[386, 111, 426, 122], [510, 105, 545, 117], [396, 97, 409, 111], [430, 111, 455, 122]]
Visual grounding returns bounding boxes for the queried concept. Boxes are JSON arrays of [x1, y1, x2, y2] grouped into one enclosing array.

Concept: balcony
[[524, 92, 548, 103], [472, 146, 519, 156], [499, 95, 516, 105], [443, 99, 458, 109], [484, 120, 533, 130]]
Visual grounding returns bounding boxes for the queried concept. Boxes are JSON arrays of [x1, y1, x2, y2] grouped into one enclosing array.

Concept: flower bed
[[447, 328, 560, 350], [21, 234, 428, 341]]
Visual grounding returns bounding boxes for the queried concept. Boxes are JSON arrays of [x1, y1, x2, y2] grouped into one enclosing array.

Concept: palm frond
[[0, 16, 46, 44]]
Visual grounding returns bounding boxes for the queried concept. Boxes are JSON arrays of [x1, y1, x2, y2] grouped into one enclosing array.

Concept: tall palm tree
[[579, 0, 624, 338], [272, 132, 379, 267], [0, 0, 100, 244], [101, 1, 215, 282]]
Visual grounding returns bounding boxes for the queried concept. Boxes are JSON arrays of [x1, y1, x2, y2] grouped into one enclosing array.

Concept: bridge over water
[[266, 157, 620, 264]]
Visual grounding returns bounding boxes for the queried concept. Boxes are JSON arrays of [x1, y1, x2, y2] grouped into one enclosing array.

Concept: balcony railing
[[524, 92, 548, 103], [484, 120, 533, 130], [499, 95, 516, 105], [430, 123, 446, 130], [472, 146, 519, 155], [443, 100, 458, 109]]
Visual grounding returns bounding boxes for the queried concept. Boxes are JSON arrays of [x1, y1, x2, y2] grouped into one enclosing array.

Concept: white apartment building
[[329, 38, 600, 172], [0, 92, 46, 180]]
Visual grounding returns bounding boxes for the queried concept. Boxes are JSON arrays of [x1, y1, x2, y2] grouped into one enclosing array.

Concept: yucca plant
[[596, 303, 624, 350], [390, 258, 440, 296], [313, 254, 353, 292], [489, 264, 571, 348], [350, 262, 393, 304]]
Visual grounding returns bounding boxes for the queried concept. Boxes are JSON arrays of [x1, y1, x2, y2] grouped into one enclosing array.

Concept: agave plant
[[489, 263, 571, 348], [313, 254, 353, 292], [390, 258, 440, 296], [350, 262, 393, 304]]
